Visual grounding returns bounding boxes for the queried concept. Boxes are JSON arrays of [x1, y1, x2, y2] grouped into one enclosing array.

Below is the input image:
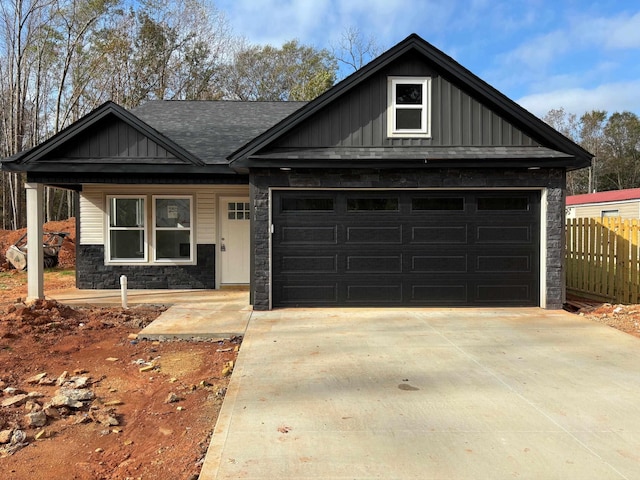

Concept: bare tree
[[0, 0, 56, 228], [332, 26, 383, 77]]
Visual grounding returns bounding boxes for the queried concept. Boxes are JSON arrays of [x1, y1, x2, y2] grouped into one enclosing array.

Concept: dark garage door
[[272, 190, 540, 307]]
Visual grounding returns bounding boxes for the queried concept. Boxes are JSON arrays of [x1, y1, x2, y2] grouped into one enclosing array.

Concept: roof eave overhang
[[231, 156, 586, 173], [5, 162, 237, 175]]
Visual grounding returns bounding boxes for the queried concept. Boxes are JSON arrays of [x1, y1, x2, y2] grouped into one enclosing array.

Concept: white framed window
[[107, 196, 147, 262], [601, 209, 619, 218], [387, 77, 431, 138], [152, 196, 193, 262]]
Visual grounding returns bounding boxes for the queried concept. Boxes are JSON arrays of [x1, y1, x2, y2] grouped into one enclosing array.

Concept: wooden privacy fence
[[566, 218, 640, 304]]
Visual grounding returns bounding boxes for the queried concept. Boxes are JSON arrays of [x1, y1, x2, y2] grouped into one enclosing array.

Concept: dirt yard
[[0, 219, 239, 479], [570, 301, 640, 340]]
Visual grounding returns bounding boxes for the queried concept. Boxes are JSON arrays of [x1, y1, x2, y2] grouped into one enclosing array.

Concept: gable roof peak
[[229, 33, 592, 169], [2, 100, 205, 169]]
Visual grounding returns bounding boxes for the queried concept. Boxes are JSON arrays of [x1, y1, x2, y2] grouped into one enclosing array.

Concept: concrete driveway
[[199, 307, 640, 480]]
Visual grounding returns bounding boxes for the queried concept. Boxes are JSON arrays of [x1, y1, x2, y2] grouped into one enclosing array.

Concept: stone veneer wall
[[76, 244, 215, 289], [250, 167, 566, 311]]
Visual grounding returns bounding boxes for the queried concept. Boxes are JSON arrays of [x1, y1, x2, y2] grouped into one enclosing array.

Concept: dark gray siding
[[49, 118, 177, 162], [273, 55, 538, 149], [77, 244, 216, 289]]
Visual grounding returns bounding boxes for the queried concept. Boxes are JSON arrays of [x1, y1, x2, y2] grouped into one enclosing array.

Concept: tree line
[[543, 108, 640, 196], [0, 0, 379, 230], [6, 1, 636, 230]]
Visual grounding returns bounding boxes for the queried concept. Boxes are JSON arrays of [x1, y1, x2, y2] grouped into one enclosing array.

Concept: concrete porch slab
[[138, 306, 251, 340], [49, 289, 251, 340]]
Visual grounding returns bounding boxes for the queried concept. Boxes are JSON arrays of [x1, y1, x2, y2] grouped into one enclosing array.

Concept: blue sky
[[215, 0, 640, 119]]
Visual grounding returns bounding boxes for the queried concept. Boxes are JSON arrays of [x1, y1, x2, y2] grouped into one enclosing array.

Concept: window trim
[[601, 209, 619, 218], [106, 195, 148, 264], [105, 194, 196, 265], [152, 195, 194, 263], [387, 76, 431, 138]]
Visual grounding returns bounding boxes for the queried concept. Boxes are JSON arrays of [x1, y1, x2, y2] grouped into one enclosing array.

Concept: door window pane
[[477, 197, 529, 211], [412, 197, 464, 211], [281, 198, 334, 211], [347, 198, 399, 211], [227, 201, 250, 220]]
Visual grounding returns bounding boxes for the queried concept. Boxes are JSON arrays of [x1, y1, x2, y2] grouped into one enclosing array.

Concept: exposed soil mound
[[0, 296, 239, 479], [0, 218, 76, 270]]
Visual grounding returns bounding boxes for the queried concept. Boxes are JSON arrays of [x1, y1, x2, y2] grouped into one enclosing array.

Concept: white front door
[[220, 197, 251, 284]]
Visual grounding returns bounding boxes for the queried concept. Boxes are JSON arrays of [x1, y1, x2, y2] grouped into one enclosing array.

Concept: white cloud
[[497, 9, 640, 74], [501, 30, 570, 70], [579, 11, 640, 49], [517, 81, 640, 117], [217, 0, 332, 46], [218, 0, 455, 48]]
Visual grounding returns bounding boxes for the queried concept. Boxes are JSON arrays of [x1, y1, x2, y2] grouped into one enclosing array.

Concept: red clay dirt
[[0, 219, 239, 480]]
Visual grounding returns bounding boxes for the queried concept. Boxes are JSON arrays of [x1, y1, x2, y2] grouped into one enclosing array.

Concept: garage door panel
[[411, 225, 468, 243], [346, 226, 402, 244], [280, 226, 337, 244], [476, 284, 531, 303], [272, 190, 540, 307], [476, 225, 532, 243], [279, 284, 338, 304], [280, 255, 337, 273], [347, 284, 403, 303], [476, 255, 531, 272], [411, 255, 468, 273], [410, 284, 468, 303], [346, 255, 402, 273]]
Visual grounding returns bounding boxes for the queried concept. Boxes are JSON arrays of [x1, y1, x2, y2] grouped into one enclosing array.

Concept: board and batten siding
[[79, 185, 248, 245], [568, 200, 640, 219], [274, 55, 538, 149], [57, 120, 177, 161]]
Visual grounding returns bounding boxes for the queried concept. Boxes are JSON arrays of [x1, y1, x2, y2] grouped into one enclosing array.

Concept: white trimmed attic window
[[388, 77, 431, 138]]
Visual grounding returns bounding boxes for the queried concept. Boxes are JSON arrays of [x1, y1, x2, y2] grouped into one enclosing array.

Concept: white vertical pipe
[[120, 275, 128, 309]]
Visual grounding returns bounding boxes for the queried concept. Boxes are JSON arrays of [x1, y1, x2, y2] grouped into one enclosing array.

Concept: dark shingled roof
[[131, 101, 307, 165]]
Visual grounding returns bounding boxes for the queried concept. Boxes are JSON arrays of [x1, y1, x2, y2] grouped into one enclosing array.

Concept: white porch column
[[25, 182, 44, 301]]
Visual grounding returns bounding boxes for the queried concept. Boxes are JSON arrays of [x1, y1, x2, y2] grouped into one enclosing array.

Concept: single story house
[[1, 34, 592, 309], [566, 188, 640, 219]]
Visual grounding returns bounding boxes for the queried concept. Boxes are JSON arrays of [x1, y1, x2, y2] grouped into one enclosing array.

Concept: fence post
[[632, 219, 639, 304]]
